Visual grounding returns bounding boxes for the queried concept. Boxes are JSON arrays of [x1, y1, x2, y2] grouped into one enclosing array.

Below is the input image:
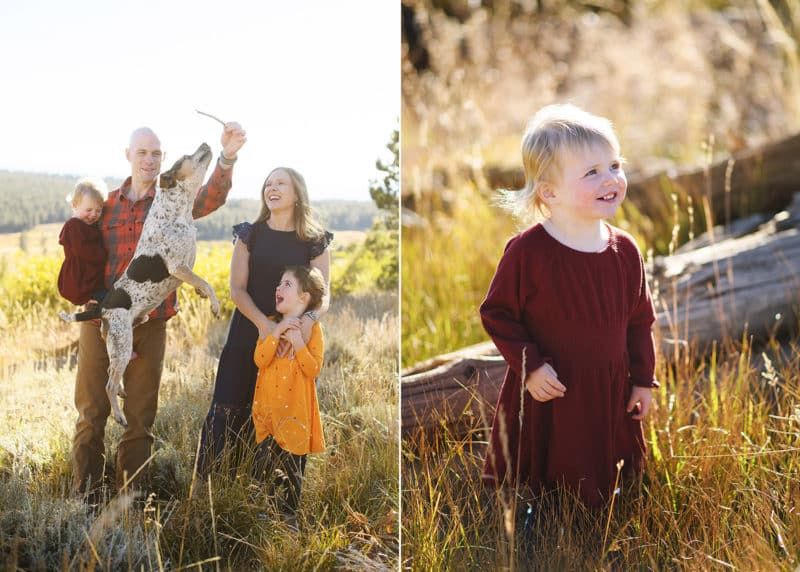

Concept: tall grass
[[401, 187, 515, 367], [0, 246, 398, 570], [401, 3, 800, 568], [402, 335, 800, 569]]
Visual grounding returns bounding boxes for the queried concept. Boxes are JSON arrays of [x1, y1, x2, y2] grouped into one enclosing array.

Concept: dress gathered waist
[[528, 322, 628, 366]]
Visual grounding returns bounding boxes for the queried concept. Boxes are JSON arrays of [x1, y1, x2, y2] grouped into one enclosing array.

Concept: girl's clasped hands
[[273, 316, 305, 357]]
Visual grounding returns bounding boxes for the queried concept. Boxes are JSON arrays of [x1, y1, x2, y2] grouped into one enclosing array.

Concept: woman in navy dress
[[197, 167, 332, 476]]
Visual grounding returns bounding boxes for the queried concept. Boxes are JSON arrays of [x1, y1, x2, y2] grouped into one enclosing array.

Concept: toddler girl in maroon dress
[[58, 178, 108, 307], [480, 104, 659, 507]]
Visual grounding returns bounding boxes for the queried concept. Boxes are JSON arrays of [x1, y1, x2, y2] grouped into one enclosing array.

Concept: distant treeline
[[193, 198, 378, 241], [0, 170, 378, 237]]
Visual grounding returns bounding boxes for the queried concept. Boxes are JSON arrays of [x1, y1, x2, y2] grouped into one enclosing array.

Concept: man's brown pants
[[72, 318, 166, 496]]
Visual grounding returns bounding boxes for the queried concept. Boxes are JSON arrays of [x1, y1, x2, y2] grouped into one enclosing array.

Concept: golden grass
[[401, 3, 800, 568], [402, 336, 800, 570], [0, 223, 62, 255], [0, 243, 398, 570], [401, 185, 514, 367], [329, 229, 367, 248]]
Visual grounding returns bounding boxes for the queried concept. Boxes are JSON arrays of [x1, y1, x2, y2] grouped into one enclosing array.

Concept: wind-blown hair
[[254, 167, 326, 242], [499, 104, 622, 224]]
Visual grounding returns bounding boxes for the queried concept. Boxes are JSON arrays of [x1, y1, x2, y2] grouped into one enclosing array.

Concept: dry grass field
[[0, 237, 398, 570], [0, 223, 63, 255], [401, 1, 800, 569]]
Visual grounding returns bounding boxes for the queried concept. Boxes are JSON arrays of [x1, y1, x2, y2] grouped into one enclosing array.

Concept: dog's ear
[[159, 172, 175, 189]]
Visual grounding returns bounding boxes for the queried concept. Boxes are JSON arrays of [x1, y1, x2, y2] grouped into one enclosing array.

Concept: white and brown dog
[[60, 142, 220, 426]]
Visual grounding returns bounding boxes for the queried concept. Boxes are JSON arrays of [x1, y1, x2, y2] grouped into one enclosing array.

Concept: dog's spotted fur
[[60, 143, 220, 426]]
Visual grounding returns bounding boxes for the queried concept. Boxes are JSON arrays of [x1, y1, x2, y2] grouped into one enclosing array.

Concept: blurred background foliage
[[401, 0, 800, 365]]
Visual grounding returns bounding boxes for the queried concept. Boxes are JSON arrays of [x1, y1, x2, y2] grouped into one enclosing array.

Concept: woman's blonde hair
[[68, 177, 107, 207], [254, 167, 326, 242], [499, 104, 621, 224]]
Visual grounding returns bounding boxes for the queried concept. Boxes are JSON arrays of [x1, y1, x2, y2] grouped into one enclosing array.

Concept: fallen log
[[401, 341, 502, 438], [402, 193, 800, 437], [653, 191, 800, 351]]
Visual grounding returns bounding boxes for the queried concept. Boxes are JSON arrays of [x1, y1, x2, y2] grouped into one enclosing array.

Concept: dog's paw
[[210, 299, 221, 319], [195, 287, 208, 299], [59, 311, 75, 322], [106, 380, 126, 400], [106, 381, 128, 427]]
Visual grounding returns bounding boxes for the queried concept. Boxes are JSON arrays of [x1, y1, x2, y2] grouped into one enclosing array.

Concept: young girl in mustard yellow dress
[[251, 265, 326, 527]]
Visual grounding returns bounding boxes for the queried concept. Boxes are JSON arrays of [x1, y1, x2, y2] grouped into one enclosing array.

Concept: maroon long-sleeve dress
[[480, 223, 657, 507], [57, 217, 107, 306]]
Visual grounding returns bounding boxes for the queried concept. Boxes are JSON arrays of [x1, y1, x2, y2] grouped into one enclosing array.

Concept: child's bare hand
[[274, 317, 302, 357], [274, 316, 301, 338], [525, 362, 566, 402], [283, 317, 302, 330], [276, 338, 293, 358], [626, 386, 653, 420], [285, 327, 304, 349]]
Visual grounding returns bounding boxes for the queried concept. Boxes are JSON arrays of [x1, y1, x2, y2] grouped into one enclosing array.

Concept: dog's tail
[[59, 304, 102, 323]]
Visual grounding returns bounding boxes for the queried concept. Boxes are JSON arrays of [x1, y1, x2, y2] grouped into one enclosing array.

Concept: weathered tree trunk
[[653, 191, 800, 351], [401, 341, 502, 438], [402, 192, 800, 437]]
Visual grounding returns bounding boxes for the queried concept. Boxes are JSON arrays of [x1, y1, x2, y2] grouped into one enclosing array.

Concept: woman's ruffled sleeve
[[232, 222, 255, 250], [310, 230, 334, 259]]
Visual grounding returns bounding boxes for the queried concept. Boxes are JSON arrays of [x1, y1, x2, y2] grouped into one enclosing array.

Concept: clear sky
[[0, 1, 399, 201]]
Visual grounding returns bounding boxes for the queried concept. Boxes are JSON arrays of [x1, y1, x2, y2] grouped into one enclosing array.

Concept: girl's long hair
[[254, 167, 326, 242]]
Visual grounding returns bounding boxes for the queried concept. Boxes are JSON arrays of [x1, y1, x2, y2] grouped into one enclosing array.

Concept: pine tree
[[366, 128, 399, 290], [369, 128, 399, 228]]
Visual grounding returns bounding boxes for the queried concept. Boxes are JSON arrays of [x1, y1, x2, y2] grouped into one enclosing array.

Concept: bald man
[[72, 122, 247, 502]]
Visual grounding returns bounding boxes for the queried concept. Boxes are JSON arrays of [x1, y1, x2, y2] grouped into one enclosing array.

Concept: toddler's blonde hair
[[500, 103, 621, 223], [68, 177, 108, 208]]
